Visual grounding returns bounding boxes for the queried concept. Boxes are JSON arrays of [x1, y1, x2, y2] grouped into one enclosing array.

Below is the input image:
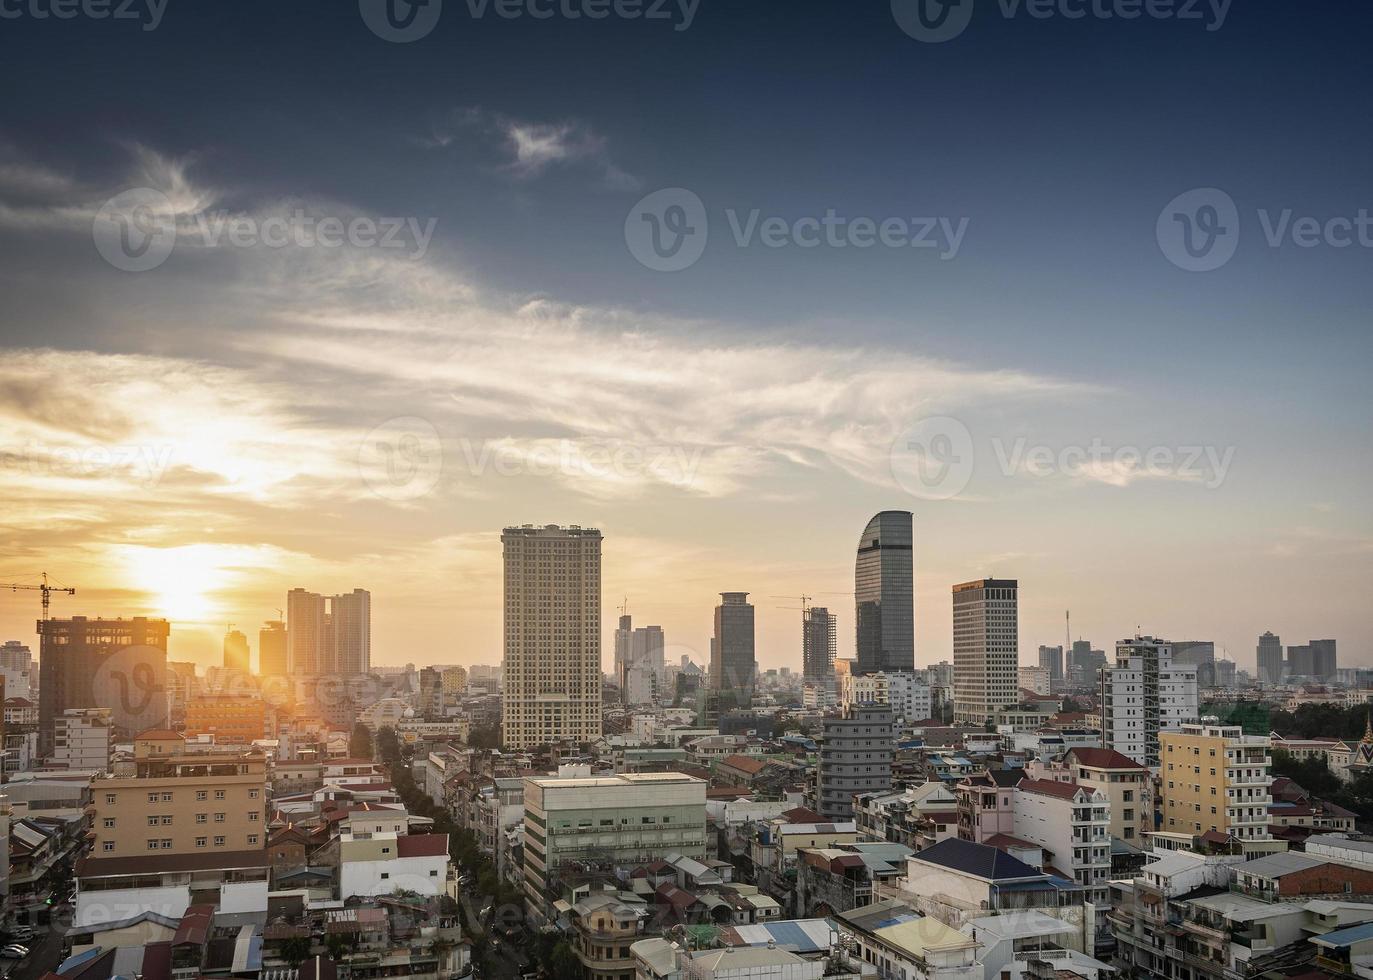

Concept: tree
[[350, 722, 374, 760], [278, 935, 312, 967]]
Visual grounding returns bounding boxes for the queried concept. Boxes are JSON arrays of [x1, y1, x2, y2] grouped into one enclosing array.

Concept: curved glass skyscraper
[[854, 510, 915, 674]]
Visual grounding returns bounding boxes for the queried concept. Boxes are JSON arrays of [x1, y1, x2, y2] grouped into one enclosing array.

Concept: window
[[105, 794, 116, 805], [103, 818, 115, 829], [196, 813, 207, 824], [249, 789, 259, 799], [214, 836, 225, 847], [147, 793, 158, 804], [103, 841, 115, 852], [380, 872, 389, 880], [196, 790, 208, 801], [161, 839, 173, 849], [214, 813, 226, 823], [196, 837, 207, 848], [147, 815, 159, 827], [249, 811, 259, 822], [160, 815, 173, 825], [247, 834, 259, 845], [215, 790, 225, 800], [161, 792, 173, 802]]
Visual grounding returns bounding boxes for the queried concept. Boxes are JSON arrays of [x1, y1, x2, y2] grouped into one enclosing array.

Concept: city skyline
[[2, 5, 1370, 676]]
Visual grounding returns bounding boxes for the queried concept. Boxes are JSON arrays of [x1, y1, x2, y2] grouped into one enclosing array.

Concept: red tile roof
[[984, 833, 1040, 851], [1066, 747, 1148, 770], [781, 806, 824, 823], [396, 833, 449, 858], [1017, 778, 1087, 801], [720, 754, 768, 775]]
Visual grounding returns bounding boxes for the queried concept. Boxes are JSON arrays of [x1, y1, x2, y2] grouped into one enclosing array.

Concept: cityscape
[[2, 3, 1372, 980]]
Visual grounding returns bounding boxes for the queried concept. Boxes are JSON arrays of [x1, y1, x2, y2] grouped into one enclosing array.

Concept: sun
[[121, 544, 233, 625]]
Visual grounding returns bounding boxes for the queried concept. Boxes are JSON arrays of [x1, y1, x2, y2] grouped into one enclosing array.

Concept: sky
[[1, 0, 1370, 675]]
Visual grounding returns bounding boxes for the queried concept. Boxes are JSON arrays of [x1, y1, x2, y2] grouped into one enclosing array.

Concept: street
[[1, 922, 65, 980]]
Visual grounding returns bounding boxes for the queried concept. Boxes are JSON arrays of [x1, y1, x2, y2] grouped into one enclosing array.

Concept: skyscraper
[[1256, 631, 1283, 685], [1101, 636, 1199, 767], [501, 524, 602, 749], [1037, 644, 1063, 682], [614, 614, 665, 703], [1173, 640, 1216, 686], [287, 589, 326, 676], [37, 616, 170, 755], [952, 579, 1018, 726], [1310, 639, 1337, 681], [258, 620, 288, 676], [709, 592, 756, 711], [286, 588, 370, 676], [330, 589, 372, 675], [223, 629, 249, 673], [854, 511, 915, 674], [802, 606, 838, 684]]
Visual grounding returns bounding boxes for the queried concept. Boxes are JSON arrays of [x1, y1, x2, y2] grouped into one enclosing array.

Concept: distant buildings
[[801, 605, 837, 685], [709, 592, 756, 711], [1038, 643, 1063, 682], [1288, 638, 1338, 681], [840, 671, 931, 723], [1019, 664, 1051, 696], [1160, 723, 1273, 841], [37, 615, 170, 755], [854, 511, 915, 674], [285, 588, 371, 676], [1101, 636, 1199, 767], [501, 524, 602, 749], [1257, 630, 1284, 685], [258, 619, 288, 676], [1067, 639, 1107, 687], [952, 579, 1019, 727], [614, 614, 665, 705], [222, 629, 249, 673], [815, 703, 894, 821]]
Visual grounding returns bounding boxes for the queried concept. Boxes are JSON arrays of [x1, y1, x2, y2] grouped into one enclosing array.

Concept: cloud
[[421, 107, 642, 190]]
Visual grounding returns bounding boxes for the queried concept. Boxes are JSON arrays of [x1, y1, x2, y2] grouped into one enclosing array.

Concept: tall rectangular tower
[[951, 579, 1018, 726], [331, 589, 371, 676], [802, 606, 838, 683], [709, 592, 756, 712], [286, 589, 326, 676], [501, 525, 602, 749]]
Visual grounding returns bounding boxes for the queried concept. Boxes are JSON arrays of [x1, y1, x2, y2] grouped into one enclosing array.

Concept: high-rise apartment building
[[709, 592, 756, 711], [258, 621, 288, 676], [1038, 644, 1063, 682], [613, 615, 665, 703], [802, 606, 838, 684], [1310, 639, 1337, 681], [37, 616, 170, 755], [1160, 723, 1272, 841], [1256, 631, 1284, 685], [1287, 643, 1314, 678], [331, 588, 371, 675], [501, 525, 602, 749], [814, 703, 894, 820], [223, 629, 249, 673], [952, 579, 1019, 726], [286, 588, 370, 676], [854, 511, 915, 674], [1101, 636, 1199, 768], [1067, 640, 1106, 687]]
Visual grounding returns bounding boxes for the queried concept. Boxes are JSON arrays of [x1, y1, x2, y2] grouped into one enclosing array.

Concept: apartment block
[[501, 525, 602, 749], [1101, 636, 1199, 767], [840, 671, 931, 723], [814, 703, 894, 821], [952, 579, 1019, 726], [521, 771, 706, 920], [1160, 723, 1273, 841], [52, 707, 112, 772], [183, 696, 268, 744]]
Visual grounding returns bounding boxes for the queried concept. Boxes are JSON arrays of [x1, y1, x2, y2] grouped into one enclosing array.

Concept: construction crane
[[6, 572, 76, 621]]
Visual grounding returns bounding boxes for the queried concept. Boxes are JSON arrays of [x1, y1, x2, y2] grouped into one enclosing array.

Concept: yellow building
[[1160, 723, 1272, 841], [184, 697, 268, 744], [90, 748, 269, 858]]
